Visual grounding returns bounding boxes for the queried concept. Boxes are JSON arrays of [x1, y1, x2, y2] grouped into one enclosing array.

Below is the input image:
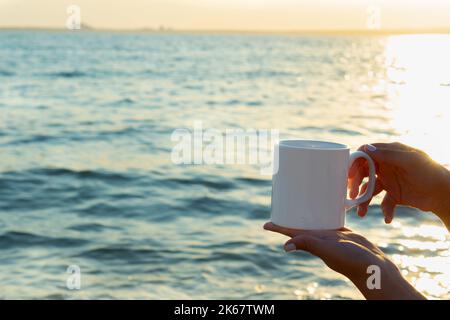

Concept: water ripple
[[0, 231, 88, 249], [164, 177, 236, 190], [43, 70, 87, 78]]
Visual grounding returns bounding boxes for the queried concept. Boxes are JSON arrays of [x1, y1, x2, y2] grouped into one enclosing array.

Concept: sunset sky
[[0, 0, 449, 31]]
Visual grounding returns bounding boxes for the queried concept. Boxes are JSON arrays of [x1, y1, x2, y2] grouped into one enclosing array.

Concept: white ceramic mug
[[270, 140, 376, 230]]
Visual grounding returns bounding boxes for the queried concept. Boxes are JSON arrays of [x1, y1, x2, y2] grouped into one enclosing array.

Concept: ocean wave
[[111, 97, 136, 106], [181, 196, 242, 215], [28, 168, 138, 183], [196, 245, 314, 272], [6, 134, 56, 145], [75, 202, 129, 217], [241, 69, 297, 79], [329, 127, 362, 136], [67, 223, 120, 232], [299, 126, 323, 132], [44, 70, 87, 78], [0, 167, 141, 198], [0, 231, 88, 248], [2, 128, 154, 146], [235, 177, 270, 187], [179, 196, 269, 220], [77, 246, 171, 263], [164, 177, 236, 190], [247, 205, 270, 219], [0, 70, 14, 76]]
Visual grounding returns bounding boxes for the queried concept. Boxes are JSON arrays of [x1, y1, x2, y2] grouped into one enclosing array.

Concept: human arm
[[263, 222, 426, 300]]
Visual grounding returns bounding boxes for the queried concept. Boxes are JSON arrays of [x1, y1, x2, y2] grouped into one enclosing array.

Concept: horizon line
[[1, 26, 450, 36]]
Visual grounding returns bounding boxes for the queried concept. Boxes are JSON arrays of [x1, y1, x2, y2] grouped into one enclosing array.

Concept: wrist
[[433, 166, 450, 227], [350, 259, 425, 300]]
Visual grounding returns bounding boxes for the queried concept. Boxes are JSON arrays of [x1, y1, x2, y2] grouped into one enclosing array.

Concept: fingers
[[355, 178, 384, 217], [381, 192, 397, 224], [263, 222, 307, 238], [264, 222, 351, 237], [358, 142, 408, 152], [348, 160, 369, 199], [284, 235, 322, 256], [360, 143, 410, 167], [356, 182, 369, 217], [348, 157, 367, 179]]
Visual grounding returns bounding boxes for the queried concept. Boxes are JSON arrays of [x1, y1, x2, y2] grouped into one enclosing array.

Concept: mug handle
[[345, 151, 376, 209]]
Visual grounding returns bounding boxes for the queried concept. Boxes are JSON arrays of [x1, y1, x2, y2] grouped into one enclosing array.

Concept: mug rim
[[278, 139, 349, 150]]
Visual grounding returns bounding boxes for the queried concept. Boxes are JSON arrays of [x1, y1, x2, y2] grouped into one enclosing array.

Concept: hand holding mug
[[348, 142, 450, 227], [263, 222, 426, 300]]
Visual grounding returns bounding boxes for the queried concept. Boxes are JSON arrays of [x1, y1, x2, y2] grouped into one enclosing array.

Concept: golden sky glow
[[0, 0, 450, 31]]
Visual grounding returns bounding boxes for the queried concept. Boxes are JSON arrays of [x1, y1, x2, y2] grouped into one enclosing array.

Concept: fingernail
[[284, 243, 296, 252], [366, 144, 377, 152]]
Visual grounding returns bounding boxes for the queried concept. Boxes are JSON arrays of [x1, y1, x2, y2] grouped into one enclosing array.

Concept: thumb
[[284, 235, 322, 255]]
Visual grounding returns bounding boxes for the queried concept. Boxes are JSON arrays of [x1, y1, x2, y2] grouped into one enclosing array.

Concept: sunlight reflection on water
[[384, 34, 450, 166]]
